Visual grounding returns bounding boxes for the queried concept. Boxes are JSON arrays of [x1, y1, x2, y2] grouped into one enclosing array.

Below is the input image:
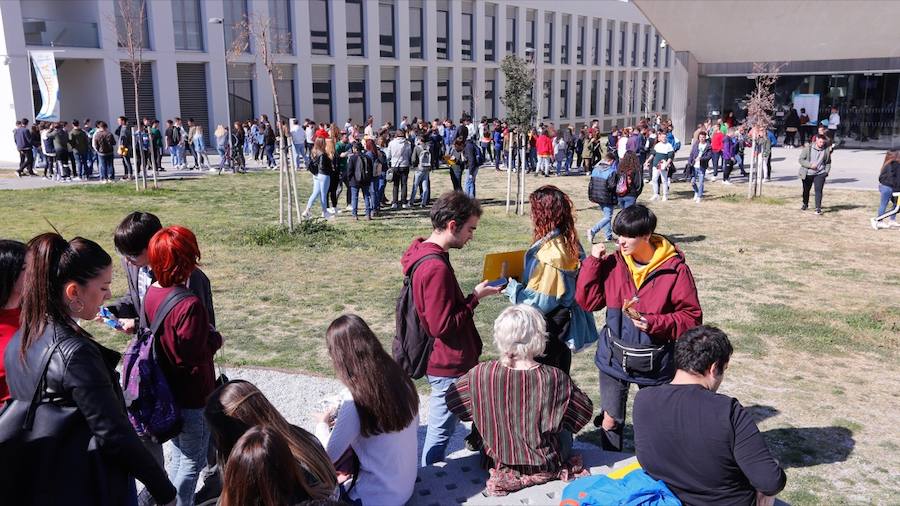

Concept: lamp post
[[208, 17, 233, 171]]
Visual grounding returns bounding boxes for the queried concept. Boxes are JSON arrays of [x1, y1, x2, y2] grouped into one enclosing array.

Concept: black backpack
[[353, 154, 373, 185], [392, 253, 448, 379]]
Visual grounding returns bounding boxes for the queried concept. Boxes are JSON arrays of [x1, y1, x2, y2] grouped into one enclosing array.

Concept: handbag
[[385, 167, 395, 182]]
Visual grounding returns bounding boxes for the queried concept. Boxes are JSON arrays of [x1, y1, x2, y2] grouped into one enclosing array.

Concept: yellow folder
[[482, 250, 527, 282]]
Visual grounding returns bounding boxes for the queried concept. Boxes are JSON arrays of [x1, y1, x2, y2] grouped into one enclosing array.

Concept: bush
[[239, 220, 341, 248]]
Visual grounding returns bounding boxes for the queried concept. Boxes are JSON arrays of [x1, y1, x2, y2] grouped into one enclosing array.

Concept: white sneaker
[[586, 228, 594, 244], [345, 204, 353, 211], [709, 175, 717, 182], [649, 194, 660, 201], [302, 209, 311, 220], [889, 221, 900, 228], [662, 195, 668, 201], [722, 180, 734, 185]]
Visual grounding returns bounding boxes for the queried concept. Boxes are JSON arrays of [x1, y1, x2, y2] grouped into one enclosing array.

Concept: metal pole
[[222, 24, 233, 173]]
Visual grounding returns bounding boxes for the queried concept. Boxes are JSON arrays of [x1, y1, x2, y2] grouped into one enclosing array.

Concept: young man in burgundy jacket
[[400, 191, 502, 466]]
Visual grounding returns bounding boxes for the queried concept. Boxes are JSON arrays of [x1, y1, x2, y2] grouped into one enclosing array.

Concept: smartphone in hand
[[486, 278, 508, 289]]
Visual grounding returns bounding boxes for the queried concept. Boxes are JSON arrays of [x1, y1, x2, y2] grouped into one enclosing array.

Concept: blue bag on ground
[[560, 467, 681, 506]]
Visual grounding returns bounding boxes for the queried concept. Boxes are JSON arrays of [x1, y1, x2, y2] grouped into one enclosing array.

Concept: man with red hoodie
[[710, 127, 725, 181], [535, 129, 554, 177], [401, 191, 503, 466], [576, 205, 702, 451]]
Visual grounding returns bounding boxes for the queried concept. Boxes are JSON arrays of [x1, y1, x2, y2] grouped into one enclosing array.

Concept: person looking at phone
[[575, 204, 702, 452], [503, 186, 598, 374], [399, 191, 503, 466]]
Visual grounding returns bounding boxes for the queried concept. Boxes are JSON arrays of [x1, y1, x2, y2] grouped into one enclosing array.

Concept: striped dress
[[446, 360, 593, 474]]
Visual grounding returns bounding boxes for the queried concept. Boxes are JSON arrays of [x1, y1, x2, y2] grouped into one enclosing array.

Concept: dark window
[[176, 63, 210, 144], [346, 0, 364, 56], [379, 2, 395, 57], [526, 19, 535, 50], [542, 79, 551, 119], [228, 78, 253, 123], [485, 15, 495, 61], [604, 78, 612, 114], [410, 79, 424, 120], [274, 75, 295, 120], [631, 74, 637, 113], [312, 81, 332, 123], [223, 0, 247, 53], [606, 23, 613, 65], [590, 77, 598, 116], [561, 21, 569, 65], [309, 0, 330, 55], [643, 29, 650, 67], [654, 34, 660, 67], [268, 0, 292, 54], [437, 79, 450, 119], [560, 77, 568, 117], [506, 16, 516, 53], [461, 13, 473, 61], [631, 27, 638, 66], [577, 24, 585, 65], [409, 6, 423, 59], [381, 79, 396, 126], [116, 0, 150, 49], [593, 25, 600, 66], [575, 79, 583, 117], [665, 46, 671, 67], [662, 74, 669, 109], [437, 10, 449, 59], [618, 24, 626, 66], [544, 18, 553, 63], [462, 80, 473, 118], [172, 0, 202, 51], [485, 79, 496, 118], [349, 79, 367, 126], [617, 76, 624, 114], [120, 62, 156, 122]]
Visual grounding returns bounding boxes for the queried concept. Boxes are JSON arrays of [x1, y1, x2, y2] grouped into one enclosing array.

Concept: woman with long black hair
[[3, 233, 175, 505]]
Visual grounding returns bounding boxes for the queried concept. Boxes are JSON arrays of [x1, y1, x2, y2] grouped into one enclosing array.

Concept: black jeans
[[801, 173, 827, 210], [18, 149, 34, 175], [535, 307, 572, 374], [598, 370, 649, 452], [449, 165, 463, 191], [391, 168, 409, 206], [328, 171, 341, 208], [723, 158, 734, 181]]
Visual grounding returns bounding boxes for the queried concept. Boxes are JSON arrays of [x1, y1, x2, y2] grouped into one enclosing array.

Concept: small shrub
[[238, 219, 341, 248]]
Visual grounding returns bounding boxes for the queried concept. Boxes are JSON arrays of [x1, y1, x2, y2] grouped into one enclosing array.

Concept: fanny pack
[[608, 332, 667, 374]]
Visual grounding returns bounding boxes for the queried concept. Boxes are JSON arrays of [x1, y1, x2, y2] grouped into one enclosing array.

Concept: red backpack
[[616, 170, 632, 197]]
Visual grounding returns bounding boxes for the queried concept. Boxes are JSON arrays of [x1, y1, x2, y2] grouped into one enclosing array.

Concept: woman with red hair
[[145, 225, 221, 506], [502, 186, 598, 374]]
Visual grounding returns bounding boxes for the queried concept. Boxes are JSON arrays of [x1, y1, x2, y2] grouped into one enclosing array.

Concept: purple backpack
[[121, 287, 192, 443]]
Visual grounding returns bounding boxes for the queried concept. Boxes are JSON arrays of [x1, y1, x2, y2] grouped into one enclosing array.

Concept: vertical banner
[[30, 51, 60, 121]]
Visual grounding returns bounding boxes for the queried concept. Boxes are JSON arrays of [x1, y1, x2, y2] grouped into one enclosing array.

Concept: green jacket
[[69, 128, 90, 153], [798, 144, 832, 178]]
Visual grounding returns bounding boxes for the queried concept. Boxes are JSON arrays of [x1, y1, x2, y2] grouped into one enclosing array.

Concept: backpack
[[353, 154, 373, 185], [616, 170, 632, 197], [392, 253, 449, 379], [560, 465, 681, 506], [171, 126, 183, 146], [473, 142, 485, 167], [589, 165, 617, 204], [419, 147, 432, 169], [138, 130, 151, 151], [120, 287, 192, 443]]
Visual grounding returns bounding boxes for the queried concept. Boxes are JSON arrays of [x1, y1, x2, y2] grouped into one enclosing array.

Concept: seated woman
[[446, 304, 594, 496], [204, 379, 337, 500], [504, 185, 598, 374], [219, 426, 321, 506], [0, 239, 26, 403], [316, 314, 419, 505]]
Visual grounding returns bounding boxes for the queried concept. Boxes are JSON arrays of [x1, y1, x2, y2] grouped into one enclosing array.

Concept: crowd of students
[[0, 188, 791, 505]]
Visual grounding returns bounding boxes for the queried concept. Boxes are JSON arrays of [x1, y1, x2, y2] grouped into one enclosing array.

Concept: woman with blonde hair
[[446, 305, 593, 496], [205, 379, 337, 500], [303, 137, 334, 219]]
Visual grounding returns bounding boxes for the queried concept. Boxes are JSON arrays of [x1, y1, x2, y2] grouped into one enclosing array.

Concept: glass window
[[275, 75, 295, 119], [312, 79, 332, 122], [381, 79, 396, 126], [506, 15, 517, 54], [575, 77, 583, 117], [437, 79, 450, 119], [543, 78, 551, 119], [618, 23, 626, 66], [437, 10, 449, 60], [590, 75, 598, 116], [348, 78, 367, 126], [665, 46, 671, 67], [544, 17, 553, 64], [654, 34, 660, 67], [561, 18, 569, 65], [617, 74, 624, 114], [593, 23, 600, 66], [172, 0, 202, 51], [227, 63, 254, 121], [662, 73, 669, 110], [485, 15, 495, 62], [631, 26, 638, 66], [461, 13, 473, 61], [643, 28, 649, 67], [117, 0, 151, 49], [631, 73, 637, 113], [605, 22, 613, 66], [268, 0, 292, 54], [379, 1, 395, 58], [409, 6, 423, 59], [604, 77, 612, 114], [526, 18, 535, 50], [410, 79, 424, 120], [560, 73, 569, 117], [309, 0, 330, 55], [346, 0, 364, 57], [485, 79, 496, 118], [577, 23, 585, 65], [462, 80, 473, 118], [651, 73, 658, 110]]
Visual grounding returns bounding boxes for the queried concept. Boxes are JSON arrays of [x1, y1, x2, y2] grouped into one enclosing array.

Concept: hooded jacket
[[879, 160, 900, 191], [575, 235, 702, 385], [400, 239, 482, 377]]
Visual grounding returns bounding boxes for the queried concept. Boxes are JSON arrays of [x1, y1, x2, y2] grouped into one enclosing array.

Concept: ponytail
[[20, 233, 111, 358]]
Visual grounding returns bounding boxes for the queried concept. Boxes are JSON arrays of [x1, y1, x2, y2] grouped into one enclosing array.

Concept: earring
[[68, 298, 85, 314]]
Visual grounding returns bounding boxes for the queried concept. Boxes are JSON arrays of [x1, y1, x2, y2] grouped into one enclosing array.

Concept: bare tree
[[231, 15, 301, 228], [112, 0, 155, 190], [641, 75, 657, 119], [500, 55, 536, 215], [744, 62, 783, 198]]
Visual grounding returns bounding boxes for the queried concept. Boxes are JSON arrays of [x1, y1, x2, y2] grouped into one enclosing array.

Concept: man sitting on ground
[[633, 325, 786, 505]]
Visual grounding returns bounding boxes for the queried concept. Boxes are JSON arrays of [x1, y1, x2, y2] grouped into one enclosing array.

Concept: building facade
[[0, 0, 672, 162]]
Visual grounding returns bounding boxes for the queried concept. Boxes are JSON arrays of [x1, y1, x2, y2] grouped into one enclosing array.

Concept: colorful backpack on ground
[[560, 463, 681, 506], [121, 287, 192, 443]]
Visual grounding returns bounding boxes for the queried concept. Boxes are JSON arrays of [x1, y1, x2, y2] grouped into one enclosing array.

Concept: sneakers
[[814, 209, 823, 215], [301, 209, 311, 220], [649, 194, 660, 201], [586, 228, 595, 244], [693, 195, 701, 203], [722, 179, 734, 185], [661, 195, 669, 201], [800, 205, 808, 211]]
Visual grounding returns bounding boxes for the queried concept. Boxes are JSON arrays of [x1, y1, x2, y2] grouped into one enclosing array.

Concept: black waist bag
[[609, 335, 667, 374]]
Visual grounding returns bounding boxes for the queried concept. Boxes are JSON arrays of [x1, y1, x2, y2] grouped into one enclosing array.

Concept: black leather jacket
[[4, 320, 175, 505]]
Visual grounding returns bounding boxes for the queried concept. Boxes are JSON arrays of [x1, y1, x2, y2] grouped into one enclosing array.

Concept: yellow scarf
[[622, 235, 677, 289]]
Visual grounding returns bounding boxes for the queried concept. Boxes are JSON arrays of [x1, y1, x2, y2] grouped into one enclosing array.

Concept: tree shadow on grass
[[825, 204, 866, 213], [762, 426, 855, 468], [825, 178, 858, 184], [667, 233, 707, 244]]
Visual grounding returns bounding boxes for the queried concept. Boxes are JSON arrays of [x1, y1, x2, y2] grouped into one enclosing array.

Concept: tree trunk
[[747, 138, 757, 199], [289, 144, 302, 223], [505, 138, 512, 214]]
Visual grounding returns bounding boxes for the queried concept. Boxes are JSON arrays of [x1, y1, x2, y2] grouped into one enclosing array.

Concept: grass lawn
[[2, 166, 898, 505]]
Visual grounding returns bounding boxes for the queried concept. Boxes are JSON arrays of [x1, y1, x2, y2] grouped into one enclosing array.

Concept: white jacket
[[387, 137, 411, 168]]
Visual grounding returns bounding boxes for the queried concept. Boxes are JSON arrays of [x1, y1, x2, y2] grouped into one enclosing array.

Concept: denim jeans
[[555, 157, 566, 176], [306, 173, 330, 214], [877, 184, 897, 221], [422, 375, 461, 467], [619, 195, 636, 209], [166, 408, 209, 506], [565, 151, 574, 173], [464, 165, 479, 198], [121, 154, 133, 178], [264, 144, 275, 167], [391, 167, 410, 206], [292, 142, 305, 167], [217, 146, 227, 170], [169, 146, 179, 167], [590, 205, 615, 240], [691, 166, 706, 200], [449, 165, 463, 191], [711, 150, 722, 176], [376, 174, 387, 206], [350, 184, 371, 217], [368, 180, 380, 213], [192, 138, 206, 166], [409, 170, 431, 206], [98, 153, 115, 180], [73, 151, 89, 178]]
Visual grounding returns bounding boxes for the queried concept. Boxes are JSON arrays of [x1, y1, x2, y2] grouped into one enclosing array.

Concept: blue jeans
[[217, 146, 227, 170], [350, 184, 371, 217], [691, 167, 706, 200], [98, 153, 115, 180], [292, 142, 305, 167], [877, 184, 898, 221], [410, 170, 430, 206], [376, 174, 387, 207], [192, 138, 206, 166], [166, 408, 209, 506], [73, 151, 89, 178], [422, 375, 461, 467], [711, 151, 722, 176], [306, 173, 330, 214], [556, 157, 566, 175], [464, 165, 479, 198], [565, 151, 574, 173], [590, 205, 615, 240], [619, 195, 636, 209], [264, 144, 275, 167]]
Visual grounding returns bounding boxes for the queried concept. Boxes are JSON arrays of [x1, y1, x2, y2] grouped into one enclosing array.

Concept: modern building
[[0, 0, 673, 162], [634, 0, 900, 150]]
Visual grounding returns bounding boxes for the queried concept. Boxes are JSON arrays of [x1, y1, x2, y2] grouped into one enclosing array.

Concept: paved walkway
[[1, 146, 885, 192]]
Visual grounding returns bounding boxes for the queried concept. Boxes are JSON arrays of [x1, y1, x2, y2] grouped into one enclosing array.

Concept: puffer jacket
[[575, 236, 702, 386], [879, 160, 900, 191], [3, 320, 175, 505]]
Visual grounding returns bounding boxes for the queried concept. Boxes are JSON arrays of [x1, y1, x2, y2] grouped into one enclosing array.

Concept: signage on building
[[30, 51, 60, 121]]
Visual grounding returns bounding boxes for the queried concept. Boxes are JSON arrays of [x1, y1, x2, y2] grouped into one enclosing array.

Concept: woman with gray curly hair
[[446, 305, 594, 496]]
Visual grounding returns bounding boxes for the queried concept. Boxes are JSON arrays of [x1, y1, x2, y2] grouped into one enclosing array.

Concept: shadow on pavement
[[762, 426, 855, 469]]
